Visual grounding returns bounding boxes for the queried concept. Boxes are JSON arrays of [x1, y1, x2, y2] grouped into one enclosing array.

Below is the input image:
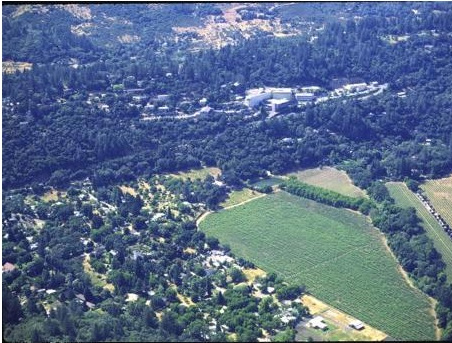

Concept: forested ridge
[[3, 2, 452, 341], [3, 3, 452, 191]]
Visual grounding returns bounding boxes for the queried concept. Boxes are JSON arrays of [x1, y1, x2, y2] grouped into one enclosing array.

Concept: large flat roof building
[[244, 87, 295, 108], [268, 87, 294, 99]]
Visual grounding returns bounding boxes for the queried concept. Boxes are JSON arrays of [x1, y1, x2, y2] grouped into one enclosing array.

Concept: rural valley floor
[[200, 190, 436, 340]]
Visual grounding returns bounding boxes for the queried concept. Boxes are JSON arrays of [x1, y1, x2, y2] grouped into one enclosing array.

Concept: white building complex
[[244, 87, 296, 109], [269, 87, 294, 100]]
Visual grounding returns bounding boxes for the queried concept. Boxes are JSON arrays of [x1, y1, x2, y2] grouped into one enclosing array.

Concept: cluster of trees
[[2, 6, 97, 63], [2, 177, 309, 342], [162, 175, 228, 210], [281, 177, 374, 214]]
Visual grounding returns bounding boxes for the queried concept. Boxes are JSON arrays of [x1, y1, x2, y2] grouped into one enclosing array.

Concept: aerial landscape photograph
[[2, 1, 452, 341]]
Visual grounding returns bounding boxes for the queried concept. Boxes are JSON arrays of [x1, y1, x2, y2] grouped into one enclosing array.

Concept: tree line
[[280, 177, 375, 214]]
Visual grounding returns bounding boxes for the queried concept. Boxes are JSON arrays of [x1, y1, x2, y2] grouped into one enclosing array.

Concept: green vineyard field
[[200, 191, 436, 340]]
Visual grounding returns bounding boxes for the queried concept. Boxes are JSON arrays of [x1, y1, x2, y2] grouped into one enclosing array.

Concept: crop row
[[294, 248, 434, 340], [422, 179, 452, 227]]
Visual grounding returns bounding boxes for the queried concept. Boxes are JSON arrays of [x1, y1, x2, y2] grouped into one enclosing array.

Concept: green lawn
[[200, 191, 436, 341], [387, 182, 452, 280], [220, 188, 263, 208]]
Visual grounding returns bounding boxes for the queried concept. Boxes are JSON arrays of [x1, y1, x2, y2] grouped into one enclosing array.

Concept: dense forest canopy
[[3, 2, 452, 191]]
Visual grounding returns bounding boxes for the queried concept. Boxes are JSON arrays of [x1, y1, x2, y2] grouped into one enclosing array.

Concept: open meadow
[[289, 167, 368, 198], [387, 182, 452, 280], [200, 191, 436, 341], [421, 175, 452, 227]]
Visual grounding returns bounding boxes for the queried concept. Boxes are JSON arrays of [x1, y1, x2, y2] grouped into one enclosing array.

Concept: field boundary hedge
[[280, 177, 375, 214]]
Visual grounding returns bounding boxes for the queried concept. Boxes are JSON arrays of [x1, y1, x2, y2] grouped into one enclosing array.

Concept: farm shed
[[308, 316, 327, 330], [349, 320, 365, 330]]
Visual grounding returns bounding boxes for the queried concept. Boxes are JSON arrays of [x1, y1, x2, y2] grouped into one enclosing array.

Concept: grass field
[[41, 189, 65, 202], [200, 191, 435, 341], [169, 167, 221, 181], [421, 175, 452, 228], [250, 177, 283, 188], [387, 182, 452, 280], [289, 167, 367, 198]]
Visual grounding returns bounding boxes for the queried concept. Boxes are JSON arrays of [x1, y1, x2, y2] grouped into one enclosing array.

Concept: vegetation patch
[[41, 189, 66, 202], [83, 254, 115, 292], [387, 182, 452, 280], [200, 191, 436, 340], [170, 284, 195, 307], [242, 268, 266, 284], [289, 167, 368, 198], [40, 189, 61, 202]]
